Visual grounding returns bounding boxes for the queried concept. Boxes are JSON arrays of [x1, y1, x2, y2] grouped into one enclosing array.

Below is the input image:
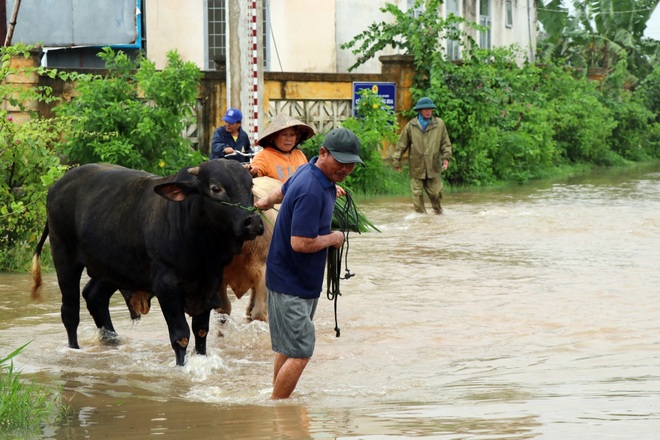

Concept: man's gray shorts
[[268, 288, 318, 358]]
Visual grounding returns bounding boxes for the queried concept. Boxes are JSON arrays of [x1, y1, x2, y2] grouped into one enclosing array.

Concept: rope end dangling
[[327, 191, 361, 339]]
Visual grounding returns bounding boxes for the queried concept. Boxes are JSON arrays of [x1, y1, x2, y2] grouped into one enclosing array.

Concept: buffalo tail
[[30, 222, 49, 300]]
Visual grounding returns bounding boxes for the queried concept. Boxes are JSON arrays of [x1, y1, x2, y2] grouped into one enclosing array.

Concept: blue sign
[[352, 82, 396, 116]]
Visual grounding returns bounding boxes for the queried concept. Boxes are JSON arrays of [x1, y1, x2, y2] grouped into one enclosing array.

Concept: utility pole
[[4, 0, 21, 47], [226, 0, 263, 143]]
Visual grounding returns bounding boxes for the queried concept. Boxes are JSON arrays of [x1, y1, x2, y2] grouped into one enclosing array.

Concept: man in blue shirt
[[254, 127, 363, 399], [210, 108, 253, 163]]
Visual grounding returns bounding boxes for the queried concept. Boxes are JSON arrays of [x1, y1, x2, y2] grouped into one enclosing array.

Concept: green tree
[[537, 0, 660, 82], [341, 1, 658, 187], [637, 61, 660, 121], [55, 48, 205, 175], [1, 45, 69, 271], [339, 89, 401, 194], [340, 0, 482, 90]]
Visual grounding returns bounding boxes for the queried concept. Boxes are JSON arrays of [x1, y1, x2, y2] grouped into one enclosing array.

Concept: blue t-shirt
[[265, 158, 336, 299]]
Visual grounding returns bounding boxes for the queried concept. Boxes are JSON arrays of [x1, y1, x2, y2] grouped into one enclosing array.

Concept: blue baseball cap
[[222, 108, 243, 123]]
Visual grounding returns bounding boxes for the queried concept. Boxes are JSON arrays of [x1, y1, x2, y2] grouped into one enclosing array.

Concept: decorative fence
[[267, 99, 353, 135]]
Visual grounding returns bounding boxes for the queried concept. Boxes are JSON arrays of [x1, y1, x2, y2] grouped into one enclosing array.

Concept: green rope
[[218, 200, 257, 212], [326, 191, 360, 337], [219, 200, 279, 227]]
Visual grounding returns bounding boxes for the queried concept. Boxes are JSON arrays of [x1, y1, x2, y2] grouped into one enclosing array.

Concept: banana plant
[[536, 0, 660, 80]]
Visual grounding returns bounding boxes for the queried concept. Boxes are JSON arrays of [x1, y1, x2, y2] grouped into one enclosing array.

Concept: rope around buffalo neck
[[218, 200, 257, 212], [326, 191, 360, 337], [219, 200, 278, 227]]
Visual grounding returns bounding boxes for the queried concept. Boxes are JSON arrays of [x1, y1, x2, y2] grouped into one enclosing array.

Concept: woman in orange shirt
[[248, 114, 314, 182]]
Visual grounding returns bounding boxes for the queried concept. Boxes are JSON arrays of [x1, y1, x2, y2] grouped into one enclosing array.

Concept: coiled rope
[[326, 191, 360, 337]]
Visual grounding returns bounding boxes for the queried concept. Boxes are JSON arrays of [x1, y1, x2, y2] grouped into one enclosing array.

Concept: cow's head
[[154, 160, 264, 241]]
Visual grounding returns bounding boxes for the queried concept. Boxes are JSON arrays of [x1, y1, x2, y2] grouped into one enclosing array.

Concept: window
[[505, 0, 513, 28], [207, 0, 268, 71], [445, 0, 461, 60], [479, 0, 491, 49], [207, 0, 226, 70], [407, 0, 423, 17]]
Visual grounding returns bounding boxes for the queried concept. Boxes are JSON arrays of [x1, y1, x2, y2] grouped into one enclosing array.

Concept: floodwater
[[1, 164, 660, 439]]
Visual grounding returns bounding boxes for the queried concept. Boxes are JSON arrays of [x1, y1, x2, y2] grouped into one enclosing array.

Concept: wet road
[[1, 163, 659, 439]]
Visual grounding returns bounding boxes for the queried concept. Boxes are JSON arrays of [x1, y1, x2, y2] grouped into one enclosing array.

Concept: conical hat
[[256, 114, 315, 147]]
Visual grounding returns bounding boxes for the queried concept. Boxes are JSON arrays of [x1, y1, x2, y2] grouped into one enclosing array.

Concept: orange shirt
[[251, 148, 308, 183]]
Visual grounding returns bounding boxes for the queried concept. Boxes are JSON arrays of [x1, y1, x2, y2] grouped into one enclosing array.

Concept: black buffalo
[[30, 160, 264, 366]]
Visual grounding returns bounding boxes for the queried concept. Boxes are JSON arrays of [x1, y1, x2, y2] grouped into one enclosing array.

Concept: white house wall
[[267, 0, 337, 72], [145, 0, 205, 69], [490, 0, 536, 60], [142, 0, 535, 72], [335, 0, 405, 73]]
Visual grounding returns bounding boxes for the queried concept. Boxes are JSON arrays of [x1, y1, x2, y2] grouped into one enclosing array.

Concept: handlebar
[[225, 151, 255, 158]]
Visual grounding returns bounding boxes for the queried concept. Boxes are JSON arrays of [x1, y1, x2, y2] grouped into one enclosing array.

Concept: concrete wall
[[335, 0, 405, 73], [491, 0, 536, 61], [1, 50, 40, 125], [18, 52, 414, 158], [201, 59, 406, 156], [141, 0, 538, 72], [145, 0, 206, 68], [266, 0, 337, 72]]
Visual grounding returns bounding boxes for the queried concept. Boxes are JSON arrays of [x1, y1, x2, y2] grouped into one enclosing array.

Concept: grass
[[0, 342, 69, 436], [0, 241, 55, 273]]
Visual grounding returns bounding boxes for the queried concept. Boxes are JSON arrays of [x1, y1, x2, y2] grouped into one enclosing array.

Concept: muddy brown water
[[1, 164, 660, 439]]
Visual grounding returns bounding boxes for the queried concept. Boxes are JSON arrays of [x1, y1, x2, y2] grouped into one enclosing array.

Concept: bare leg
[[272, 353, 310, 400], [273, 353, 287, 385]]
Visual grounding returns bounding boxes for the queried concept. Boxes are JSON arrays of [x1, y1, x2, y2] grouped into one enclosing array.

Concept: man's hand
[[254, 196, 271, 211], [291, 231, 344, 253], [330, 231, 345, 249], [254, 187, 284, 211], [442, 159, 449, 170]]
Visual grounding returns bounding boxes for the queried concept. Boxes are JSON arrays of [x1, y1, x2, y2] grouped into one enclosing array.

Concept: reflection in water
[[1, 164, 660, 439]]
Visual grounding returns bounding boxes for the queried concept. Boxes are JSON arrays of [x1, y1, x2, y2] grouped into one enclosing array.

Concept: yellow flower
[[372, 104, 379, 109], [159, 160, 166, 168]]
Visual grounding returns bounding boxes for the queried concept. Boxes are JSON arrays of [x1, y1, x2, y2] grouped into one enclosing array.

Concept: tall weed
[[0, 342, 69, 435]]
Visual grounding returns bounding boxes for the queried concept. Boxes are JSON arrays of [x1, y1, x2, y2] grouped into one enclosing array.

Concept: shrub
[[54, 48, 205, 175], [605, 91, 655, 162], [0, 115, 68, 270], [428, 47, 557, 185], [638, 64, 660, 122], [300, 89, 408, 195], [342, 2, 660, 187], [1, 45, 69, 271], [596, 61, 660, 162]]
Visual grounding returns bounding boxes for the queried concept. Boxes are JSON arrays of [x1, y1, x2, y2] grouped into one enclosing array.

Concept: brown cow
[[216, 176, 281, 321], [123, 176, 282, 323]]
